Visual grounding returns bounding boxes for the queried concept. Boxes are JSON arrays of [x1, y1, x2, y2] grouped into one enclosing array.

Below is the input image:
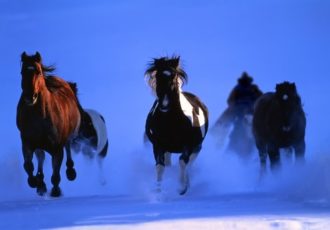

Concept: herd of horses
[[16, 52, 306, 197]]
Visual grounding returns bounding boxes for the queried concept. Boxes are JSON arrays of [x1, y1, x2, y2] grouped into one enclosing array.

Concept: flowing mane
[[145, 56, 187, 93]]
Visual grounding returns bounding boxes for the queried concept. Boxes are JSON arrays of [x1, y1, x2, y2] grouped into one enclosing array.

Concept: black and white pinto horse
[[69, 83, 108, 182], [253, 81, 306, 175], [145, 56, 209, 195]]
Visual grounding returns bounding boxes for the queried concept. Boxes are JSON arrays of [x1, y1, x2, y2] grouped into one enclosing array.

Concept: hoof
[[66, 168, 77, 181], [28, 176, 37, 188], [179, 186, 188, 195], [37, 183, 47, 196], [50, 187, 62, 197], [153, 182, 162, 193]]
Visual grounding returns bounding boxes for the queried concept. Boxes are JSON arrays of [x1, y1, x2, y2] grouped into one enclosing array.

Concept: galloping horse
[[68, 83, 108, 173], [253, 81, 306, 175], [145, 56, 209, 195], [16, 52, 81, 197]]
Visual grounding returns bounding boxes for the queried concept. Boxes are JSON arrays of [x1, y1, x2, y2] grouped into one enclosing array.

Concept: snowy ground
[[1, 145, 330, 229], [1, 0, 330, 229], [2, 192, 330, 230]]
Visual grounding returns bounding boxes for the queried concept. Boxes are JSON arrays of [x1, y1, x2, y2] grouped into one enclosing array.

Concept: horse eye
[[26, 66, 35, 71], [282, 94, 289, 100]]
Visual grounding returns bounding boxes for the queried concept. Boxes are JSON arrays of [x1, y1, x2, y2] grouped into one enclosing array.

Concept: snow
[[1, 0, 330, 229]]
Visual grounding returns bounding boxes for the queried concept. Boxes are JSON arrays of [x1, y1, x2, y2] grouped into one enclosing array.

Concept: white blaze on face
[[163, 70, 171, 76], [157, 95, 169, 112], [162, 94, 169, 107], [282, 94, 289, 100], [179, 93, 206, 137]]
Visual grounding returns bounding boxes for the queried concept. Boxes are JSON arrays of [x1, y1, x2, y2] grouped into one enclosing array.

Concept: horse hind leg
[[65, 143, 77, 181], [35, 149, 47, 196], [50, 149, 64, 197], [97, 140, 109, 185], [179, 157, 189, 195]]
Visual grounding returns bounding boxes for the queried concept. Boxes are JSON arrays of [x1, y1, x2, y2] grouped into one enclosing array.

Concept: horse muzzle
[[282, 125, 291, 132]]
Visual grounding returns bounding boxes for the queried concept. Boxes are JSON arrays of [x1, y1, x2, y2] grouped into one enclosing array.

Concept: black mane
[[145, 56, 188, 90]]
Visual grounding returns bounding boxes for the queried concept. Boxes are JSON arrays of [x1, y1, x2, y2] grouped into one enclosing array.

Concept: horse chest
[[150, 110, 191, 136], [17, 103, 58, 145]]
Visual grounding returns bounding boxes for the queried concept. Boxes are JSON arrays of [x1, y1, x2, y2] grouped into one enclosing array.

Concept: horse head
[[275, 81, 302, 132], [145, 56, 187, 110], [20, 52, 55, 106]]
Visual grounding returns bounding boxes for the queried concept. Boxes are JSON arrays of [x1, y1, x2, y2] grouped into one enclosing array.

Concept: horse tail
[[98, 140, 108, 158], [85, 109, 108, 156]]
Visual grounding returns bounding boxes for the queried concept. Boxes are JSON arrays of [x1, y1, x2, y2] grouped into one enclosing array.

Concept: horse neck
[[33, 76, 50, 117]]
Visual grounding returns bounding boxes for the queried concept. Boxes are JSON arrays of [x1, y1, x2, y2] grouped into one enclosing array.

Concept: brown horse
[[16, 52, 81, 197]]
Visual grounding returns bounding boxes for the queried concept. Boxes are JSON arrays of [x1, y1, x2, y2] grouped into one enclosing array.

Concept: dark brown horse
[[16, 52, 81, 197], [252, 81, 306, 175]]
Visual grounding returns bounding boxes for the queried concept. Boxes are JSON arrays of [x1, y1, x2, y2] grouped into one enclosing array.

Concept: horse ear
[[173, 56, 180, 68], [275, 83, 280, 92], [291, 83, 296, 91], [68, 82, 78, 95], [35, 52, 42, 62], [153, 58, 159, 66], [21, 52, 27, 62]]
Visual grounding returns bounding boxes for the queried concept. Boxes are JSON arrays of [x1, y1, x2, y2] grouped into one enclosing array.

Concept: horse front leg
[[179, 146, 200, 195], [153, 145, 165, 192], [294, 139, 305, 165], [268, 145, 281, 172], [50, 149, 64, 197], [255, 140, 267, 179], [65, 143, 77, 181], [22, 143, 37, 188], [35, 149, 47, 195]]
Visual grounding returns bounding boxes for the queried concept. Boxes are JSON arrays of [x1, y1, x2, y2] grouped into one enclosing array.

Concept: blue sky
[[2, 0, 329, 148]]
